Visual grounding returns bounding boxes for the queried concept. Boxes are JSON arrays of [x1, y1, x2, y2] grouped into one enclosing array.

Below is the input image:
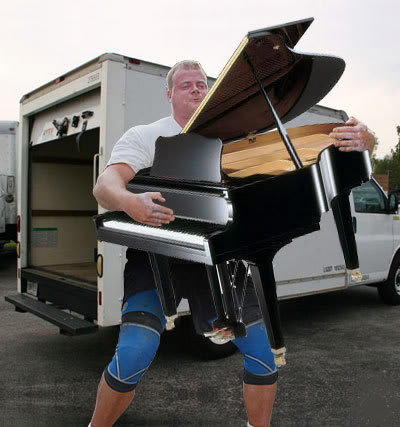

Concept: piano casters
[[331, 192, 362, 282], [148, 253, 178, 330], [204, 264, 247, 344], [247, 249, 287, 367]]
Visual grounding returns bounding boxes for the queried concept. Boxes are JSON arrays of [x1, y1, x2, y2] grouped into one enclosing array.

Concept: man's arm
[[93, 163, 175, 227], [329, 117, 376, 157]]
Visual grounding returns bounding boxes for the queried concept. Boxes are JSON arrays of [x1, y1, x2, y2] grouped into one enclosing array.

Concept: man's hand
[[329, 117, 376, 154], [121, 191, 175, 227], [93, 164, 175, 227]]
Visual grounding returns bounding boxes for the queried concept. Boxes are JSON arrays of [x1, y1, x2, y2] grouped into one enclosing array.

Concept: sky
[[1, 0, 398, 158]]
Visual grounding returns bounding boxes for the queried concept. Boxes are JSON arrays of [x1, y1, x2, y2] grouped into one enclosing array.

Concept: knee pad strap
[[122, 310, 164, 335], [104, 367, 138, 393], [244, 369, 278, 385]]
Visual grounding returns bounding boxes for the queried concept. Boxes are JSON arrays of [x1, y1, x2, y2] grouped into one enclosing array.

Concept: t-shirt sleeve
[[106, 127, 151, 173]]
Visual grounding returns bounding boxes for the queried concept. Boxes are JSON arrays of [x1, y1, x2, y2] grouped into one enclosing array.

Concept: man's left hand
[[329, 117, 375, 154]]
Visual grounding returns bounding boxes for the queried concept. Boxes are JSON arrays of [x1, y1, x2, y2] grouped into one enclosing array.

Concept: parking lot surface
[[1, 253, 400, 427]]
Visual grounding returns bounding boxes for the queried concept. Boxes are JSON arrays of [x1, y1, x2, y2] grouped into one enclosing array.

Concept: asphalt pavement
[[1, 253, 400, 427]]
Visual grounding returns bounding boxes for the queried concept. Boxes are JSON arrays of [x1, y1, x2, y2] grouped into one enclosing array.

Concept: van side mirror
[[388, 193, 398, 213]]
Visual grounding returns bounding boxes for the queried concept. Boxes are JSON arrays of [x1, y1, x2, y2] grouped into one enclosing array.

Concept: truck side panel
[[97, 60, 128, 326], [98, 61, 173, 326], [274, 209, 346, 299], [125, 70, 171, 129]]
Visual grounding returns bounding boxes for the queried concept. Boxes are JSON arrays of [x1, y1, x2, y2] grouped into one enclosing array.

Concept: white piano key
[[103, 220, 207, 250]]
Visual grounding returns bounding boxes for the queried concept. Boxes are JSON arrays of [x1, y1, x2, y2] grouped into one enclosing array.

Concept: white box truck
[[5, 54, 400, 356], [0, 121, 18, 254]]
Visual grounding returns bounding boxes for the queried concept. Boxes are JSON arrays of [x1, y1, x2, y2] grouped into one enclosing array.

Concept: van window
[[352, 181, 386, 214]]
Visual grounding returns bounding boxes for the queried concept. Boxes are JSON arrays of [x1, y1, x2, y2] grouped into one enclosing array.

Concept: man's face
[[167, 67, 208, 125]]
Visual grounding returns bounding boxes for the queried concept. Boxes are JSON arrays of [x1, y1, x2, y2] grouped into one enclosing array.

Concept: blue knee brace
[[104, 290, 166, 392], [233, 320, 278, 385]]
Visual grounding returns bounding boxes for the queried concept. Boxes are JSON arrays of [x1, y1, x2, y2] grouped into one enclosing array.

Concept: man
[[90, 60, 375, 427]]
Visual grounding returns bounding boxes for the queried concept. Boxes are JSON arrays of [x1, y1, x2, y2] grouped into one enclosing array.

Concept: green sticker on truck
[[32, 227, 58, 248]]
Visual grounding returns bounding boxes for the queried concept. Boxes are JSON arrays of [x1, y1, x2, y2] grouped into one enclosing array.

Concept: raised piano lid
[[182, 17, 345, 143]]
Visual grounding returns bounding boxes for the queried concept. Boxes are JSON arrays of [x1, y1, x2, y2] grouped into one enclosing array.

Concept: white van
[[274, 177, 400, 305], [5, 54, 399, 358]]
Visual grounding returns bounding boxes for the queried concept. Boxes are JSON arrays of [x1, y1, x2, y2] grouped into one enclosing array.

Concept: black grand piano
[[95, 18, 371, 366]]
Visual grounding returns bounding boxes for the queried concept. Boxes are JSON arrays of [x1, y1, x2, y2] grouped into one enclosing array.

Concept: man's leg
[[243, 383, 277, 427], [90, 289, 166, 427], [91, 374, 135, 427], [233, 320, 278, 427]]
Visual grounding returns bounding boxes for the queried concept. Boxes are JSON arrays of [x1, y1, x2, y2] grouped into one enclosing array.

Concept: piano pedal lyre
[[205, 262, 248, 344]]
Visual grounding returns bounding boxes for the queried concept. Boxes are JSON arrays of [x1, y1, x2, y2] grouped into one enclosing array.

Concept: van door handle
[[352, 216, 357, 233], [93, 153, 100, 189]]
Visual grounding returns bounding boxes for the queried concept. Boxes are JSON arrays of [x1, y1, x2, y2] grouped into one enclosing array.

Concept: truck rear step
[[5, 294, 98, 335]]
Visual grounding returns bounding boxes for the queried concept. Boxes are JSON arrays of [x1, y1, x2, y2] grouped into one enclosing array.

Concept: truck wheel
[[179, 316, 237, 360], [378, 256, 400, 305]]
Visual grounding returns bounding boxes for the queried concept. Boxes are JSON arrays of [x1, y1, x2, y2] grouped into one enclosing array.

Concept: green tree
[[373, 126, 400, 191], [391, 126, 400, 163], [371, 136, 379, 162]]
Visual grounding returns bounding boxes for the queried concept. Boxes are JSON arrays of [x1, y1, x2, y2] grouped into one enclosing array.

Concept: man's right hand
[[121, 191, 175, 227], [93, 163, 175, 227]]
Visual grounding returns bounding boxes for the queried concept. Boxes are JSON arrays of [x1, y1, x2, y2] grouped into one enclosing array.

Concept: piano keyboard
[[96, 212, 225, 264]]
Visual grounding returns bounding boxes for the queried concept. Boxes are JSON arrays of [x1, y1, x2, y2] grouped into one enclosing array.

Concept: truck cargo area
[[12, 126, 100, 333]]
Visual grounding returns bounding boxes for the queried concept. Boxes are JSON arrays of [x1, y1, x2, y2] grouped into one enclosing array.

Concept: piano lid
[[182, 18, 345, 143]]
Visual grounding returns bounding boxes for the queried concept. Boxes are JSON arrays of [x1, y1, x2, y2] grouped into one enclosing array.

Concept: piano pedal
[[165, 314, 178, 331], [272, 347, 287, 367], [204, 321, 247, 344], [204, 327, 235, 345]]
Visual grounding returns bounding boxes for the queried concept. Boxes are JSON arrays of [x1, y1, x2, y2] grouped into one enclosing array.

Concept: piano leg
[[247, 250, 286, 367], [148, 253, 178, 330], [205, 265, 229, 329], [331, 191, 362, 281]]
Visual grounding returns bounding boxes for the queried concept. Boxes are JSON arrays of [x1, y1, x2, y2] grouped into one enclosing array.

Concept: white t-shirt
[[107, 116, 182, 173]]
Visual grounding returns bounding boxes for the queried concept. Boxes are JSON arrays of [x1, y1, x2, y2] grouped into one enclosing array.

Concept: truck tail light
[[17, 215, 21, 232], [98, 291, 102, 306]]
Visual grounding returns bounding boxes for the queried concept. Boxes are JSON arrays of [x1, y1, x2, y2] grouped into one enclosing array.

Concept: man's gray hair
[[166, 60, 207, 90]]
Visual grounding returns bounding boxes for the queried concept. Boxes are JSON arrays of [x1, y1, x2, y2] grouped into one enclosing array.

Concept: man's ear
[[167, 89, 172, 103]]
